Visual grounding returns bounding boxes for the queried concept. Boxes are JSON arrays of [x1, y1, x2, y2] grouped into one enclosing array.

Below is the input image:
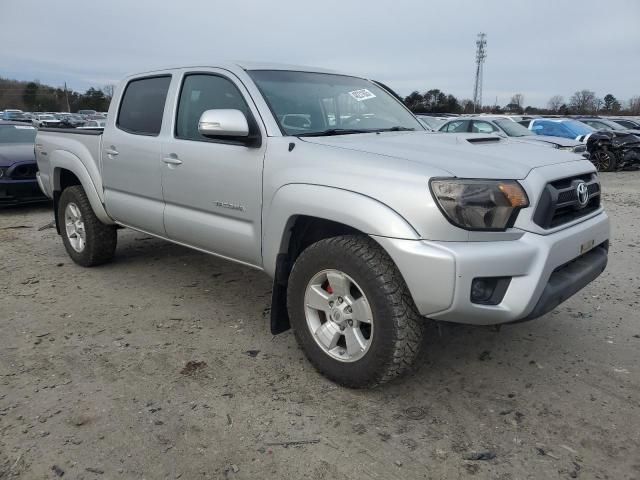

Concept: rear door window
[[117, 76, 171, 136]]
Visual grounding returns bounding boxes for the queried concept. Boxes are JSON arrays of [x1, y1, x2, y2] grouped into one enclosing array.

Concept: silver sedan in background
[[438, 116, 586, 153]]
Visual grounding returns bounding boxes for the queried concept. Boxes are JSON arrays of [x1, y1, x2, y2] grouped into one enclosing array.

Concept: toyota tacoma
[[35, 63, 609, 387]]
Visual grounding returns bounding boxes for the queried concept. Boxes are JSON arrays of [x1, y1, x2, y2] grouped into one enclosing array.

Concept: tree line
[[3, 75, 639, 117], [404, 88, 640, 116], [0, 77, 113, 112]]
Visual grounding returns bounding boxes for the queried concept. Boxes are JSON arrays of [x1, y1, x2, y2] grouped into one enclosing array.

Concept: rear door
[[160, 69, 266, 267], [102, 75, 172, 235]]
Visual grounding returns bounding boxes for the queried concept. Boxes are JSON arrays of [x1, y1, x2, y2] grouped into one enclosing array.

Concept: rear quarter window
[[117, 76, 171, 136]]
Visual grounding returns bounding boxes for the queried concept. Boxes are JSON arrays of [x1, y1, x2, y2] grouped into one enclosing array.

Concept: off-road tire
[[287, 235, 425, 388], [58, 185, 117, 267]]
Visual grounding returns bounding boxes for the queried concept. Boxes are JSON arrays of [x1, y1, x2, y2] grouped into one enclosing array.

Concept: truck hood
[[0, 143, 36, 167], [300, 131, 582, 179]]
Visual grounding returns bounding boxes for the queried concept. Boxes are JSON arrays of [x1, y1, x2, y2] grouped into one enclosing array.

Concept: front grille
[[9, 164, 38, 179], [533, 173, 601, 229]]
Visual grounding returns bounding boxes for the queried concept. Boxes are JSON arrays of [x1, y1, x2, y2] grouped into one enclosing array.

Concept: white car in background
[[77, 119, 106, 129], [32, 114, 61, 128], [438, 117, 586, 153], [415, 114, 450, 131]]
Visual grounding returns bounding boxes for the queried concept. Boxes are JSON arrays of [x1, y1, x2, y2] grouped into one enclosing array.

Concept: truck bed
[[35, 128, 105, 201]]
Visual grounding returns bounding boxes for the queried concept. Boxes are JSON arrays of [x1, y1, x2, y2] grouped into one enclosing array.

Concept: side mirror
[[198, 109, 249, 137]]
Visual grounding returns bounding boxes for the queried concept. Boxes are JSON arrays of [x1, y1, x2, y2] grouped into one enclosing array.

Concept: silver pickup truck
[[35, 63, 609, 387]]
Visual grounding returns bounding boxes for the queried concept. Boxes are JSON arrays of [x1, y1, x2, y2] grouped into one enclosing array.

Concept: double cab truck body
[[35, 63, 609, 387]]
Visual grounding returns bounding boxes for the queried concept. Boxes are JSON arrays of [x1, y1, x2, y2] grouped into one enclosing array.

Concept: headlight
[[430, 179, 529, 230], [557, 145, 574, 151], [0, 167, 6, 178], [572, 145, 587, 154]]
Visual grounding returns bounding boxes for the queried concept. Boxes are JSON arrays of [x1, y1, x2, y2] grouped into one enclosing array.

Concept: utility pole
[[472, 33, 487, 113], [64, 82, 71, 113]]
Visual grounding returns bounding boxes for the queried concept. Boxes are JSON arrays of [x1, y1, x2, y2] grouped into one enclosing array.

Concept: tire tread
[[287, 234, 425, 388]]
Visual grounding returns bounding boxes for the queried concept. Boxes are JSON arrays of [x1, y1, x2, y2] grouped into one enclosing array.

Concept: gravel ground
[[1, 172, 639, 480]]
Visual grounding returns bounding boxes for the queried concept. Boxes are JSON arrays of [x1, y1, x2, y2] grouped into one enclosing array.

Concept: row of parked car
[[1, 109, 107, 128], [1, 101, 639, 208], [0, 109, 106, 205], [417, 114, 640, 172]]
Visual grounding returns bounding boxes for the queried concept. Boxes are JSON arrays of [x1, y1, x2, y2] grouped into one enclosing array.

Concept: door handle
[[162, 154, 183, 166], [105, 147, 119, 156]]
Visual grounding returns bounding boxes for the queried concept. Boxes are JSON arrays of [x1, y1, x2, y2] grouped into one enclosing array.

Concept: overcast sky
[[2, 0, 639, 107]]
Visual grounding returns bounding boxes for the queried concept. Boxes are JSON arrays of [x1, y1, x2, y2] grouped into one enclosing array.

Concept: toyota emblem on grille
[[576, 182, 589, 207]]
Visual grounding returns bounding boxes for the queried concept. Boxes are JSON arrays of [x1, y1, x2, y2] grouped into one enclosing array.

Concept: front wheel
[[58, 185, 117, 267], [287, 235, 425, 388], [591, 149, 617, 172]]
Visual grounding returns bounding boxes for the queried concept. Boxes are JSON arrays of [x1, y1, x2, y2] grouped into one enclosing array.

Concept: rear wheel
[[287, 235, 425, 388], [58, 186, 117, 267], [591, 149, 617, 172]]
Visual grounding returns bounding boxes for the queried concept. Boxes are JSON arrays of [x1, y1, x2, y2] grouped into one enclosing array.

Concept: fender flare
[[50, 150, 114, 225], [262, 183, 420, 277]]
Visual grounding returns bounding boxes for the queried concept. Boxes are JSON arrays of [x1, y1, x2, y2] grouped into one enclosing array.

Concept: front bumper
[[374, 211, 610, 325], [0, 179, 49, 205]]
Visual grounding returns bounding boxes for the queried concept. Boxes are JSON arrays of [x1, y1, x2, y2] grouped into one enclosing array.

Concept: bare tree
[[510, 93, 524, 108], [628, 96, 640, 115], [594, 97, 603, 113], [102, 84, 115, 99], [569, 90, 597, 114], [547, 95, 564, 112], [460, 98, 475, 114]]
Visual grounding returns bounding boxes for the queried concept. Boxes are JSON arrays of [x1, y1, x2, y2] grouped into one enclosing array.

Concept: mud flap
[[270, 254, 291, 334]]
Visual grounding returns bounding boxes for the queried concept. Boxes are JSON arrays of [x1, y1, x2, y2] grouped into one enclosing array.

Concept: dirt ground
[[1, 172, 639, 480]]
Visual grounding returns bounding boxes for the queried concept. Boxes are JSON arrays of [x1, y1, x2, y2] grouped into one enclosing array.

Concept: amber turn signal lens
[[499, 183, 529, 208]]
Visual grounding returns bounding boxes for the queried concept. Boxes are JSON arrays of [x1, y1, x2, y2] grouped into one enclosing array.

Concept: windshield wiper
[[296, 128, 373, 137], [373, 126, 416, 132]]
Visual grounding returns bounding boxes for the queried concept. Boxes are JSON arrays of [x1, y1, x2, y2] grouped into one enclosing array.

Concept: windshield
[[494, 119, 533, 137], [40, 115, 55, 120], [0, 125, 37, 143], [562, 120, 594, 136], [248, 70, 423, 136]]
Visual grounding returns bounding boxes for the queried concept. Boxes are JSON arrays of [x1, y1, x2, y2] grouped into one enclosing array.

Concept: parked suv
[[35, 63, 609, 387]]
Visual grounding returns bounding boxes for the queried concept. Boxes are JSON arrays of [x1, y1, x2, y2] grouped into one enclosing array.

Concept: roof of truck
[[126, 62, 347, 79]]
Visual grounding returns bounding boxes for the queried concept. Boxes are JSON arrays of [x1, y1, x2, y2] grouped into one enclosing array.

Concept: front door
[[161, 70, 266, 267]]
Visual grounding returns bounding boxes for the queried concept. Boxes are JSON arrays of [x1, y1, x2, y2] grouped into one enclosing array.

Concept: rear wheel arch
[[49, 160, 114, 226]]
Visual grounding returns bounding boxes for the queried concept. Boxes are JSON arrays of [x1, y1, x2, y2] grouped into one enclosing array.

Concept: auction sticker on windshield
[[348, 89, 376, 101]]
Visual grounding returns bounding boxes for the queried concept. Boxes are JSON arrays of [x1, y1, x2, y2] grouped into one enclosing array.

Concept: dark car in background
[[576, 117, 640, 136], [0, 121, 48, 205], [609, 118, 640, 130]]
